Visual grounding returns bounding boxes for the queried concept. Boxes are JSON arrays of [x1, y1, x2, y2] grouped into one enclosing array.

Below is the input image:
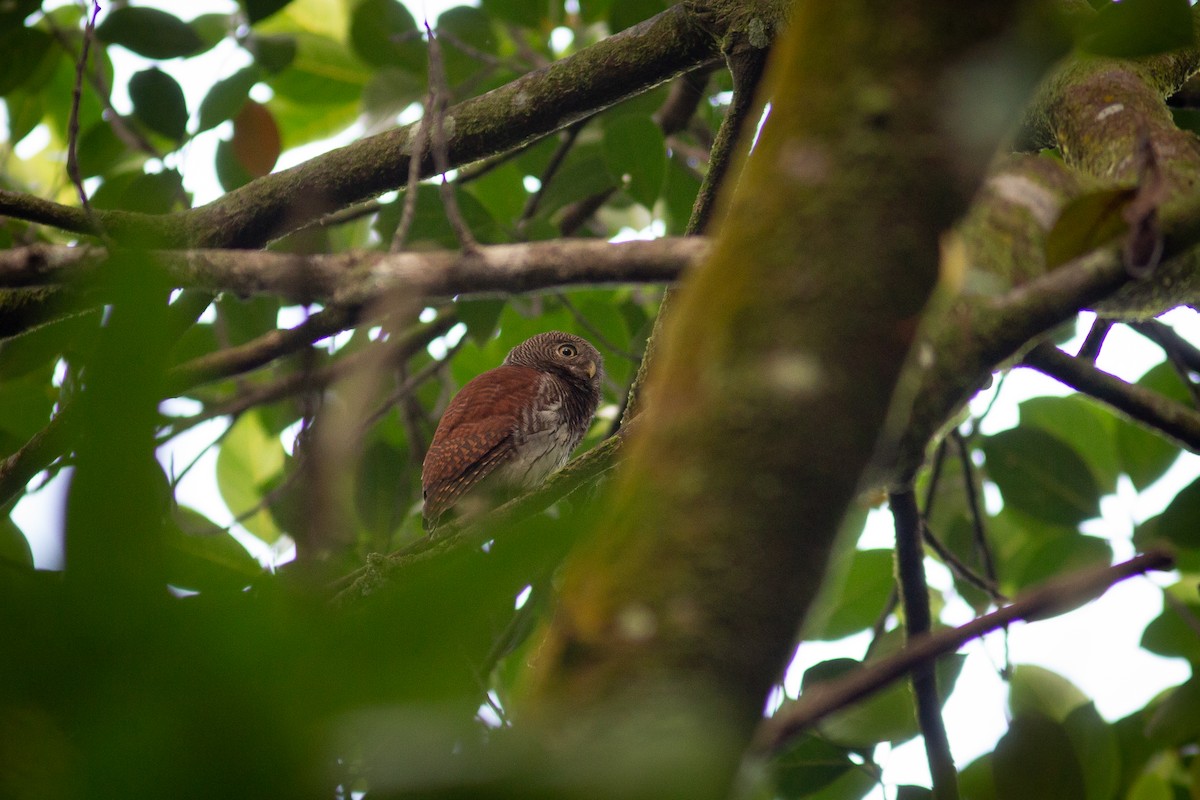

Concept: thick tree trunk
[[520, 1, 1044, 795]]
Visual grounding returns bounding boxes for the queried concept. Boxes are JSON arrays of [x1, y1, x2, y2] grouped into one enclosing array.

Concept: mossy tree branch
[[515, 3, 1045, 795]]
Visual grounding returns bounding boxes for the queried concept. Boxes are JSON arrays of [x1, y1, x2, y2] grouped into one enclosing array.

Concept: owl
[[420, 331, 604, 529]]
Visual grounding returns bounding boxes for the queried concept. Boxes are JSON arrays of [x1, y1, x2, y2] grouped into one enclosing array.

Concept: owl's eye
[[557, 344, 577, 358]]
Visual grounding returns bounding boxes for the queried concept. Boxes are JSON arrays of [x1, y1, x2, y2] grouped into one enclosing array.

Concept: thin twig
[[361, 339, 464, 431], [890, 489, 958, 800], [952, 430, 999, 589], [67, 2, 101, 219], [517, 122, 586, 237], [168, 306, 360, 392], [391, 96, 434, 252], [754, 550, 1174, 753], [922, 523, 1006, 601], [426, 22, 479, 253], [44, 12, 162, 162]]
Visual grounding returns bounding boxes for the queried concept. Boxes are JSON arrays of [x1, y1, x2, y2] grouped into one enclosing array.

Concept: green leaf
[[0, 516, 33, 568], [244, 0, 294, 24], [197, 66, 261, 133], [1081, 0, 1195, 58], [375, 185, 506, 249], [360, 67, 426, 132], [1006, 531, 1111, 596], [771, 734, 855, 798], [1063, 702, 1119, 800], [97, 7, 204, 59], [1020, 395, 1120, 496], [77, 121, 142, 179], [246, 33, 297, 73], [190, 13, 233, 53], [0, 368, 57, 457], [457, 300, 506, 345], [1140, 584, 1200, 663], [215, 411, 285, 543], [90, 170, 185, 214], [355, 439, 411, 540], [1144, 676, 1200, 744], [663, 153, 702, 234], [1126, 771, 1172, 800], [960, 754, 997, 800], [1139, 476, 1200, 551], [609, 0, 665, 32], [481, 0, 546, 28], [0, 27, 54, 96], [1043, 188, 1132, 269], [216, 137, 254, 192], [983, 426, 1101, 526], [0, 0, 41, 32], [603, 115, 667, 209], [993, 715, 1087, 800], [5, 89, 43, 145], [350, 0, 425, 72], [0, 313, 90, 381], [534, 143, 616, 221], [1008, 664, 1089, 722], [165, 507, 263, 592], [804, 549, 895, 641], [1115, 361, 1191, 490], [437, 6, 497, 85], [129, 68, 188, 141], [465, 161, 528, 225], [267, 31, 371, 106], [807, 636, 966, 748]]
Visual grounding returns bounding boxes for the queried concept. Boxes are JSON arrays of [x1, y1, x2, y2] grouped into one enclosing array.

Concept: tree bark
[[519, 1, 1045, 795]]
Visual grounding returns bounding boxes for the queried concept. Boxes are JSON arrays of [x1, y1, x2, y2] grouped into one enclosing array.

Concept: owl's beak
[[585, 360, 597, 378]]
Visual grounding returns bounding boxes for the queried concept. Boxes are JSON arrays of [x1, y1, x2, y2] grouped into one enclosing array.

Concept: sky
[[7, 1, 1200, 796]]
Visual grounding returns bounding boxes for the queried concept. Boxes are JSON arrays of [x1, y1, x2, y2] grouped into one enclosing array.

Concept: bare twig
[[426, 22, 479, 253], [922, 524, 1006, 601], [45, 11, 162, 163], [168, 306, 360, 391], [891, 489, 958, 800], [952, 430, 999, 589], [391, 80, 435, 253], [517, 122, 586, 237], [755, 550, 1174, 753], [1023, 342, 1200, 453], [67, 2, 101, 219]]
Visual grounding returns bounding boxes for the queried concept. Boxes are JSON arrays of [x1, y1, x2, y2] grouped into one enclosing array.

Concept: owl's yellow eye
[[558, 344, 577, 358]]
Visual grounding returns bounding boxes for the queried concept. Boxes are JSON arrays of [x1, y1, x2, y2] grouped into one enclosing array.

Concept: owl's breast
[[496, 379, 581, 489]]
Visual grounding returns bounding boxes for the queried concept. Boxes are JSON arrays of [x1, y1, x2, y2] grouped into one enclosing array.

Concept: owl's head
[[504, 331, 604, 388]]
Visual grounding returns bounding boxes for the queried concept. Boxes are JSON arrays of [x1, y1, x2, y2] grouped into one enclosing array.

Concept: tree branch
[[891, 490, 958, 800], [1022, 341, 1200, 452], [0, 5, 723, 249], [755, 550, 1174, 753], [0, 239, 704, 306], [331, 429, 628, 605]]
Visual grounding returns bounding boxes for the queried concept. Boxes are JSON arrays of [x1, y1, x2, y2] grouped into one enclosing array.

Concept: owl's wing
[[421, 365, 543, 525]]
